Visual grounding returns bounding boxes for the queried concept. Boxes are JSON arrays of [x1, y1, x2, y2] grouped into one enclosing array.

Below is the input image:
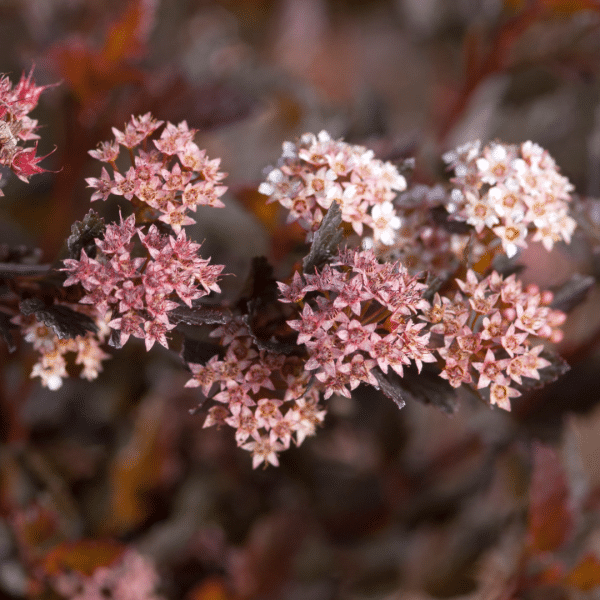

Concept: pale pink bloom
[[269, 412, 296, 449], [326, 148, 356, 176], [61, 248, 103, 289], [514, 302, 545, 335], [258, 167, 293, 198], [111, 168, 139, 200], [493, 219, 528, 258], [242, 435, 283, 469], [288, 396, 327, 445], [488, 184, 525, 221], [377, 161, 407, 191], [112, 122, 147, 149], [476, 142, 515, 185], [287, 303, 333, 344], [338, 354, 378, 389], [480, 311, 505, 341], [499, 274, 523, 305], [439, 358, 472, 388], [255, 398, 284, 429], [89, 140, 120, 162], [469, 290, 500, 314], [367, 332, 397, 374], [178, 141, 205, 171], [204, 405, 230, 428], [153, 120, 195, 154], [161, 162, 192, 191], [371, 201, 401, 245], [332, 275, 371, 315], [181, 182, 206, 210], [137, 180, 166, 207], [130, 112, 164, 138], [501, 324, 529, 357], [31, 355, 68, 390], [143, 318, 176, 351], [456, 329, 482, 355], [245, 363, 275, 394], [278, 271, 311, 303], [507, 345, 551, 384], [157, 203, 196, 233], [186, 358, 220, 395], [463, 191, 498, 233], [227, 404, 260, 445], [213, 381, 255, 406], [456, 269, 484, 296], [490, 381, 521, 411], [86, 167, 113, 202], [472, 349, 510, 389], [113, 281, 145, 313], [304, 334, 344, 376], [316, 370, 353, 399], [336, 320, 377, 354], [303, 166, 337, 198]]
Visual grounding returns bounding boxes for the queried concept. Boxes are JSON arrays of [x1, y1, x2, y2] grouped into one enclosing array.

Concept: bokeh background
[[3, 1, 600, 598]]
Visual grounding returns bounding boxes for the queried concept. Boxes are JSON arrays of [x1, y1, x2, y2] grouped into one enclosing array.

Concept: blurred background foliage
[[3, 0, 600, 598]]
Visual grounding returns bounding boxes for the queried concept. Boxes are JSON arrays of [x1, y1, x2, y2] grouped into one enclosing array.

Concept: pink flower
[[61, 249, 103, 289], [227, 404, 260, 445], [107, 312, 145, 347], [333, 275, 371, 316], [11, 143, 53, 182], [242, 435, 283, 469], [158, 203, 196, 233], [89, 140, 120, 162], [143, 318, 176, 351], [111, 168, 139, 200], [489, 381, 521, 411], [86, 167, 113, 202], [501, 324, 528, 357], [472, 349, 510, 389], [439, 358, 472, 388], [493, 219, 528, 258], [287, 303, 333, 344]]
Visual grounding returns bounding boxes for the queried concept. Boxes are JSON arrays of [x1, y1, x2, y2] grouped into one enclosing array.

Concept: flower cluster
[[62, 215, 224, 351], [51, 122, 572, 466], [421, 269, 566, 410], [86, 113, 227, 229], [185, 316, 327, 469], [0, 69, 52, 187], [282, 247, 435, 396], [259, 131, 407, 244], [62, 114, 228, 352], [12, 308, 110, 390], [50, 550, 164, 600], [443, 140, 576, 256], [368, 183, 478, 276]]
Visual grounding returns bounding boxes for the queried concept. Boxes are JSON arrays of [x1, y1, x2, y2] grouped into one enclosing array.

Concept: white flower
[[371, 201, 401, 245], [464, 191, 498, 233], [488, 184, 525, 221], [493, 220, 528, 258]]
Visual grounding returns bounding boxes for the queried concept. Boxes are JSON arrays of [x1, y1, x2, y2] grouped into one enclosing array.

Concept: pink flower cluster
[[86, 113, 227, 229], [282, 248, 435, 396], [62, 215, 224, 351], [51, 550, 164, 600], [421, 269, 566, 410], [370, 183, 475, 276], [443, 140, 576, 256], [185, 316, 327, 469], [259, 131, 407, 244], [12, 308, 110, 390], [0, 69, 52, 187]]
